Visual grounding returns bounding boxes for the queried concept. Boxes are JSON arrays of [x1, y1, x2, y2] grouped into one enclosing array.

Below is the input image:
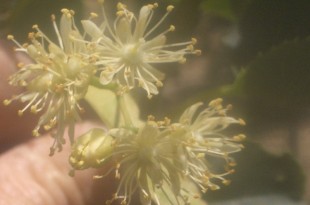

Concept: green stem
[[119, 94, 133, 127], [90, 76, 118, 91]]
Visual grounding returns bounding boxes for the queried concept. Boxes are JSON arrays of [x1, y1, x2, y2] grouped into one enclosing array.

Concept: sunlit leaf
[[201, 0, 237, 22], [84, 86, 143, 128]]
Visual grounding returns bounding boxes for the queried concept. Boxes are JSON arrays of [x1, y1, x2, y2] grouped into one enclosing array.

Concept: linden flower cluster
[[80, 2, 200, 98], [4, 9, 95, 155], [4, 1, 245, 205], [69, 98, 245, 205], [4, 2, 198, 153]]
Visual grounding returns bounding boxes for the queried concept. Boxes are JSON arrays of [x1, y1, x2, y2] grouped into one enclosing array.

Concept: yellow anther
[[3, 99, 11, 106], [169, 25, 175, 32], [195, 49, 202, 56], [193, 194, 200, 199], [17, 62, 24, 68], [22, 43, 28, 48], [19, 80, 27, 87], [179, 57, 186, 64], [69, 156, 76, 164], [116, 11, 125, 17], [191, 38, 197, 45], [32, 24, 39, 29], [210, 184, 219, 190], [167, 5, 174, 12], [97, 0, 104, 4], [164, 117, 171, 125], [90, 12, 98, 18], [28, 32, 35, 39], [32, 129, 40, 137], [44, 125, 51, 131], [233, 134, 246, 141], [222, 179, 231, 186], [51, 14, 56, 21], [78, 161, 85, 166], [147, 94, 153, 99], [18, 110, 23, 116], [228, 161, 237, 167], [239, 118, 246, 126], [153, 3, 158, 8], [155, 81, 163, 87], [148, 115, 155, 121], [61, 8, 69, 14], [228, 169, 235, 174], [117, 2, 126, 10], [209, 98, 223, 107], [147, 4, 154, 9], [226, 104, 233, 110], [30, 105, 38, 114], [187, 45, 194, 51], [7, 35, 14, 40]]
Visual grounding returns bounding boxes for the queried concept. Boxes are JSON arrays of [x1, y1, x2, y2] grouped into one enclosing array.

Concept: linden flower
[[170, 98, 246, 192], [70, 124, 196, 205], [4, 9, 95, 155], [81, 2, 200, 98]]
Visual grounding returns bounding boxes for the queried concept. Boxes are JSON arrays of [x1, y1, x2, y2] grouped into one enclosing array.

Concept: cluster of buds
[[4, 1, 245, 205]]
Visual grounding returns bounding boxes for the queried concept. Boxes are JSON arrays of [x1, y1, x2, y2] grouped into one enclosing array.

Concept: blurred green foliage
[[235, 38, 310, 130], [204, 141, 305, 202], [4, 0, 83, 41]]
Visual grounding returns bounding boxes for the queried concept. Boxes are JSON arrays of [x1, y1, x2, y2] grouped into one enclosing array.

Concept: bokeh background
[[1, 0, 310, 204]]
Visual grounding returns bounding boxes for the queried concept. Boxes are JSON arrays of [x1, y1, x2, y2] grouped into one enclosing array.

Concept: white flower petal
[[81, 20, 103, 40], [116, 18, 132, 44]]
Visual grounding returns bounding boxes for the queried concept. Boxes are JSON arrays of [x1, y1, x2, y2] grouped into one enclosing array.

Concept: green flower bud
[[69, 128, 114, 170]]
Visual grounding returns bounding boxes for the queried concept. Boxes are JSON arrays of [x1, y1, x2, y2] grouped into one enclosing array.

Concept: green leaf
[[201, 0, 237, 22], [84, 86, 143, 128], [8, 0, 83, 42]]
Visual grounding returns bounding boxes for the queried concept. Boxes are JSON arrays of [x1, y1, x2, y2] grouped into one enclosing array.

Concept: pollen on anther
[[222, 179, 231, 186], [18, 110, 23, 116], [117, 2, 126, 10], [32, 129, 40, 137], [3, 99, 11, 106], [191, 38, 197, 45], [17, 62, 24, 68], [51, 14, 56, 21], [30, 105, 38, 114], [239, 118, 246, 126], [179, 57, 186, 64], [44, 125, 52, 130], [32, 24, 39, 29], [167, 5, 174, 12], [195, 50, 202, 56], [233, 134, 246, 141], [7, 35, 14, 40], [169, 25, 175, 32], [90, 12, 98, 18], [116, 11, 125, 17], [61, 8, 69, 14], [28, 32, 35, 39]]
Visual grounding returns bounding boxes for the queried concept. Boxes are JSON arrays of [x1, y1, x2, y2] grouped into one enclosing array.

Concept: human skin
[[0, 40, 116, 205]]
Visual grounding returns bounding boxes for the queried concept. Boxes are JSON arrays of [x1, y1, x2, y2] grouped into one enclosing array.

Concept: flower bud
[[69, 128, 114, 170]]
